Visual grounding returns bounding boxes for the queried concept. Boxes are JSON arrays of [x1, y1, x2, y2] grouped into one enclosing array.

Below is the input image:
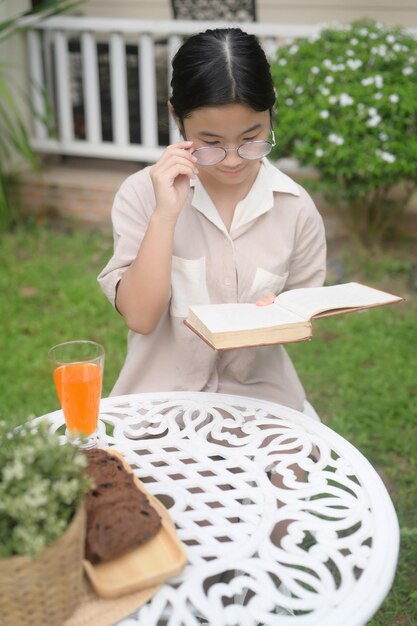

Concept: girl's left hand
[[256, 292, 276, 306]]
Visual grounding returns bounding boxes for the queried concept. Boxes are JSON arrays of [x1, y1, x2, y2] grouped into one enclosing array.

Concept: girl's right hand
[[150, 141, 199, 221]]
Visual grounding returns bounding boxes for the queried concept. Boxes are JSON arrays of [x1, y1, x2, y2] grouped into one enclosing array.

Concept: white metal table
[[40, 392, 399, 626]]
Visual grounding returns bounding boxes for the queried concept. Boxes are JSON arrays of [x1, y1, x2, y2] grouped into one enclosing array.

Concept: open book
[[184, 282, 403, 350]]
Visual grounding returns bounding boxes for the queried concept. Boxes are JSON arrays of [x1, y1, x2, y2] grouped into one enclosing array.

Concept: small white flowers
[[279, 58, 287, 66], [320, 110, 330, 118], [323, 60, 346, 72], [367, 114, 382, 127], [361, 75, 384, 88], [377, 150, 396, 163], [285, 98, 294, 105], [403, 67, 413, 76], [367, 108, 382, 127], [339, 93, 354, 106], [289, 44, 299, 54], [386, 34, 396, 44], [311, 66, 320, 74], [328, 133, 344, 145], [325, 76, 334, 84], [315, 148, 324, 157], [389, 94, 400, 103], [346, 59, 362, 70], [350, 37, 359, 45], [371, 44, 388, 57]]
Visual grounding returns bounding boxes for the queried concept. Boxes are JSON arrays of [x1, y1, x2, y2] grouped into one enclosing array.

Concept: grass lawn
[[1, 222, 416, 625]]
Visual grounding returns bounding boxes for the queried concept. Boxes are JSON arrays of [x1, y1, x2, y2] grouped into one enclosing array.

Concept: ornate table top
[[41, 392, 399, 626]]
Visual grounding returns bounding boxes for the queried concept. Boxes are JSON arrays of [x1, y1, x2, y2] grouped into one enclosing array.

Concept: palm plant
[[0, 0, 82, 230]]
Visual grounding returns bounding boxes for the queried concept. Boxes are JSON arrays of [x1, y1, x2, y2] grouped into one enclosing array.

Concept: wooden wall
[[80, 0, 417, 28]]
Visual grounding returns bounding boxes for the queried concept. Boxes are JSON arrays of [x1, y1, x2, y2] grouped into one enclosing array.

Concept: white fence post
[[110, 32, 129, 145], [53, 29, 74, 142], [81, 31, 102, 143]]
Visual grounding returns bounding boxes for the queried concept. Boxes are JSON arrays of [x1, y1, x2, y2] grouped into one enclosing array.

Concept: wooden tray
[[83, 450, 187, 599]]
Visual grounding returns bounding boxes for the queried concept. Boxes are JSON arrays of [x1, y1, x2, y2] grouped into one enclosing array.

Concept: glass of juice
[[48, 340, 105, 449]]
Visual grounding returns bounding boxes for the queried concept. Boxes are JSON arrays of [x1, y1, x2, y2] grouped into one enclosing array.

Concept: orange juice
[[53, 362, 102, 436]]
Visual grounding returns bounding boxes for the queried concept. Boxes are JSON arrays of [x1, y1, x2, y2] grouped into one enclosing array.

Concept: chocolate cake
[[84, 448, 162, 564]]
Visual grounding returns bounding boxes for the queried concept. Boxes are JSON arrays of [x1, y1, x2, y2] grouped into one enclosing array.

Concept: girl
[[98, 28, 326, 415]]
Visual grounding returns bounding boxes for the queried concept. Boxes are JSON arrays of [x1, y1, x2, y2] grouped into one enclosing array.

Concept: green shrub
[[270, 19, 417, 245]]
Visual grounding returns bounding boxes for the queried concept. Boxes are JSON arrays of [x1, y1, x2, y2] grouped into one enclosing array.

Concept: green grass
[[1, 222, 416, 625]]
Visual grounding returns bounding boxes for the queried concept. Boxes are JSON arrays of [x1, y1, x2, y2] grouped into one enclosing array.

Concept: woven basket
[[0, 503, 86, 626]]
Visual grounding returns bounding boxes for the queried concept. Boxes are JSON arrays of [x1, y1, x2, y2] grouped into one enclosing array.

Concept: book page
[[275, 282, 401, 320], [189, 303, 304, 333]]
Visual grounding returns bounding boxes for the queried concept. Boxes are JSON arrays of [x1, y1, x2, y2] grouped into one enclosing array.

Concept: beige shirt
[[98, 159, 326, 410]]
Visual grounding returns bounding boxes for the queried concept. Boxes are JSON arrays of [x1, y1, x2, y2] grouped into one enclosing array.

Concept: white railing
[[23, 16, 415, 164]]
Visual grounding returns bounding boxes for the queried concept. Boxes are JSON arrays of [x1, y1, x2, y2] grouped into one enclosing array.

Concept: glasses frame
[[191, 129, 277, 166]]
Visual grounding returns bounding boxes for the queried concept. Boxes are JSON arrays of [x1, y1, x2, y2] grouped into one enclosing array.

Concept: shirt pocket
[[249, 267, 289, 301], [170, 256, 211, 318]]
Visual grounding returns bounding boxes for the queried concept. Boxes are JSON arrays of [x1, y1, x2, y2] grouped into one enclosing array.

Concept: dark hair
[[170, 28, 276, 120]]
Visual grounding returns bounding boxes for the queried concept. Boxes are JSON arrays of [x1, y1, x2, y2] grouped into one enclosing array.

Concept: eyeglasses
[[191, 130, 276, 166]]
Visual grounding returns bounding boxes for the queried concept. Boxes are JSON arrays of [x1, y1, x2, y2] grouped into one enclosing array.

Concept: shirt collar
[[190, 158, 300, 235]]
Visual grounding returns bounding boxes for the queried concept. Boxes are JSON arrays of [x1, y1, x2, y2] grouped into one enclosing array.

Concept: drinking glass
[[48, 340, 105, 448]]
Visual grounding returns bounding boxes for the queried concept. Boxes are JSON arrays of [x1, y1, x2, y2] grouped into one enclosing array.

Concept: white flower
[[320, 86, 330, 96], [295, 86, 304, 94], [403, 67, 413, 76], [325, 76, 334, 84], [377, 150, 396, 163], [393, 43, 402, 52], [279, 58, 287, 66], [289, 44, 299, 54], [367, 115, 382, 127], [350, 37, 359, 45], [368, 107, 378, 116], [311, 66, 320, 74], [329, 95, 338, 104], [372, 45, 387, 57], [370, 32, 378, 40], [285, 98, 294, 106], [320, 110, 330, 118], [359, 28, 368, 36], [361, 77, 374, 86], [386, 34, 396, 44], [347, 59, 362, 70], [346, 49, 354, 57], [328, 133, 344, 145], [379, 132, 388, 141], [375, 75, 384, 89], [374, 92, 383, 100], [389, 94, 399, 103], [315, 148, 324, 157], [339, 93, 354, 106]]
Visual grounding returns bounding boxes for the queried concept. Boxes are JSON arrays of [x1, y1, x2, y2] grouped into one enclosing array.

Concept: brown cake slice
[[84, 448, 162, 564], [85, 447, 126, 484]]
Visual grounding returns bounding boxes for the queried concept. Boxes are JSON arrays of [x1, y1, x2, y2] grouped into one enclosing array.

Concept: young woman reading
[[98, 28, 327, 417]]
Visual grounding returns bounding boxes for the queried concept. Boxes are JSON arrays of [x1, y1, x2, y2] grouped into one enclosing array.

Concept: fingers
[[256, 292, 276, 306], [151, 142, 199, 182]]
